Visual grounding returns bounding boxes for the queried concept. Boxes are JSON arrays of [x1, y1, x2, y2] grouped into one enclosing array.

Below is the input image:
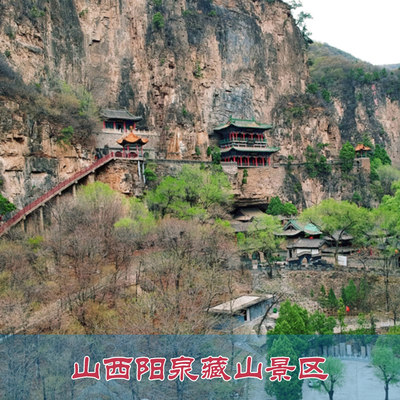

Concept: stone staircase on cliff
[[0, 152, 142, 236]]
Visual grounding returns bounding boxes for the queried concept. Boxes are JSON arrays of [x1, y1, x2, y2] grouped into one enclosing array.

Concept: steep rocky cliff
[[308, 43, 400, 167], [0, 0, 399, 210], [0, 0, 307, 152], [0, 96, 92, 208], [0, 0, 310, 206]]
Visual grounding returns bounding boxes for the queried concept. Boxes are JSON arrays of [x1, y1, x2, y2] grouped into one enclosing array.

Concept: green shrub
[[144, 167, 158, 182], [27, 235, 44, 251], [0, 194, 16, 216], [339, 142, 355, 173], [351, 192, 362, 205], [208, 10, 217, 16], [288, 106, 305, 118], [321, 88, 332, 102], [306, 83, 319, 94], [78, 9, 88, 18], [153, 12, 164, 29], [327, 288, 338, 309], [373, 144, 391, 165], [305, 146, 318, 177], [207, 146, 221, 165], [58, 126, 74, 144], [182, 9, 196, 17], [282, 202, 298, 216], [146, 165, 232, 219], [4, 25, 15, 40], [193, 62, 203, 78], [267, 196, 297, 216], [317, 155, 332, 175], [30, 6, 45, 18]]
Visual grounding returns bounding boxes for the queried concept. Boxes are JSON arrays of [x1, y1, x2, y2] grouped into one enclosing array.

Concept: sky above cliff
[[298, 0, 400, 65]]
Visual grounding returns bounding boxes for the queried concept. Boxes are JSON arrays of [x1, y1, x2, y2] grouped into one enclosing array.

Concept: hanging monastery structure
[[212, 117, 279, 167]]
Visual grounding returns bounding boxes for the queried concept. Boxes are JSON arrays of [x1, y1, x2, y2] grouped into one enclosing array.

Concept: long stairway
[[0, 153, 117, 236]]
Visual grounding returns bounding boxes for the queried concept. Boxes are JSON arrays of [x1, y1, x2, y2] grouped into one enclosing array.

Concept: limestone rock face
[[0, 98, 91, 208], [95, 160, 144, 196], [0, 0, 307, 157], [373, 98, 400, 167], [336, 82, 400, 168], [0, 0, 400, 209]]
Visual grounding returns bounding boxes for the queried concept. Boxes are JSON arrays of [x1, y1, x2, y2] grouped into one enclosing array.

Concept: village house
[[209, 295, 278, 332], [323, 231, 354, 254], [287, 238, 325, 266]]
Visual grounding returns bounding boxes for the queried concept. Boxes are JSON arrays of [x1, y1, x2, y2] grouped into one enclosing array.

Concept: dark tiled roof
[[220, 146, 279, 153], [325, 231, 353, 241], [276, 229, 302, 237], [237, 207, 265, 218], [214, 117, 273, 131], [101, 109, 142, 121], [287, 239, 325, 249], [231, 220, 268, 233], [231, 222, 252, 233]]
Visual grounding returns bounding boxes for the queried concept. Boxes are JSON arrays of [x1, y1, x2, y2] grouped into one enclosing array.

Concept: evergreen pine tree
[[327, 288, 338, 309]]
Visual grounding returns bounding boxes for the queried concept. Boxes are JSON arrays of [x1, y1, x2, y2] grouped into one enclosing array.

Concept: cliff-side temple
[[101, 109, 142, 133], [213, 117, 280, 167], [116, 130, 149, 158], [96, 109, 159, 159]]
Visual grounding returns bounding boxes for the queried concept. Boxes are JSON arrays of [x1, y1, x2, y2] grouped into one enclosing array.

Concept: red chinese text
[[168, 356, 198, 382], [234, 356, 263, 380], [71, 356, 100, 380], [201, 356, 231, 381], [298, 357, 328, 380], [103, 357, 133, 381], [265, 357, 296, 382]]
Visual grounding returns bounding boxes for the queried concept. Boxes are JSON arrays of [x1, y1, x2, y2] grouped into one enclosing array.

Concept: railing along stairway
[[0, 153, 117, 236]]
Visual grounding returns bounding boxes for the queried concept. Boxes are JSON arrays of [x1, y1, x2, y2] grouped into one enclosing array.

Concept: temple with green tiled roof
[[213, 117, 279, 167], [277, 219, 322, 247]]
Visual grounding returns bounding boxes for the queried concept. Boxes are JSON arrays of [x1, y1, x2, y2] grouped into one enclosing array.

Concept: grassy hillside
[[306, 42, 400, 144], [308, 42, 400, 102]]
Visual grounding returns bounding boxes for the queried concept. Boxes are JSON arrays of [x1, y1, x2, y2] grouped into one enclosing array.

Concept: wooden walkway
[[0, 152, 143, 236]]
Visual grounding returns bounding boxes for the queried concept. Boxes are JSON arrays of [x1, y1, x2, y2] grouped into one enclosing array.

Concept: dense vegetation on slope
[[0, 54, 99, 146], [3, 163, 400, 335], [308, 42, 400, 102], [307, 42, 400, 144], [0, 168, 241, 335]]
